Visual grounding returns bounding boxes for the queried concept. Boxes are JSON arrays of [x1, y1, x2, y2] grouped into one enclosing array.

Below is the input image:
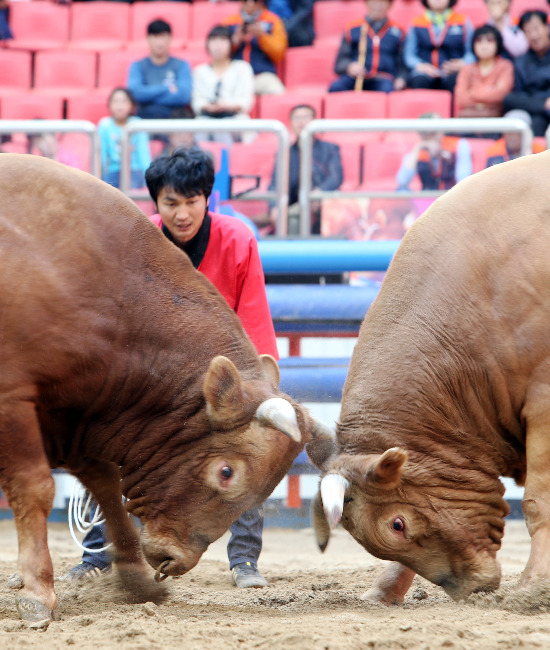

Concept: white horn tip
[[256, 397, 301, 443], [320, 474, 350, 529]]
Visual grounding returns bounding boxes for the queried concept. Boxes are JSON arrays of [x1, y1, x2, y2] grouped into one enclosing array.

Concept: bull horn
[[255, 397, 301, 443], [311, 419, 336, 441], [311, 491, 331, 552], [320, 473, 350, 529]]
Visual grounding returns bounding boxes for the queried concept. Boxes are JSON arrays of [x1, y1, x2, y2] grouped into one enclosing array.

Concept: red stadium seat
[[0, 50, 32, 94], [5, 2, 70, 51], [454, 0, 490, 26], [34, 50, 98, 98], [388, 0, 423, 30], [66, 92, 111, 125], [313, 1, 364, 42], [98, 50, 143, 90], [172, 47, 210, 70], [189, 2, 237, 45], [509, 0, 548, 19], [1, 94, 65, 120], [324, 90, 388, 119], [387, 89, 453, 118], [360, 139, 413, 189], [130, 1, 191, 49], [466, 137, 499, 173], [229, 140, 278, 197], [256, 91, 324, 127], [284, 46, 338, 92], [68, 2, 130, 51]]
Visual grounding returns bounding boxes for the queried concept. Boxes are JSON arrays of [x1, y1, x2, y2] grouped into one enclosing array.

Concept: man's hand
[[442, 58, 464, 74], [245, 22, 265, 38], [393, 77, 406, 90], [346, 62, 365, 78], [416, 62, 441, 78], [544, 97, 550, 111]]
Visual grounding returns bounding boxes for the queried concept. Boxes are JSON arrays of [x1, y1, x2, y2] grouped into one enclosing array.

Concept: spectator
[[223, 0, 287, 95], [404, 0, 475, 92], [396, 112, 473, 190], [267, 104, 343, 235], [192, 25, 255, 145], [454, 24, 514, 117], [329, 0, 406, 93], [269, 0, 315, 47], [60, 149, 275, 590], [127, 19, 192, 119], [484, 0, 528, 58], [0, 0, 12, 41], [98, 88, 151, 189], [485, 109, 545, 166], [159, 107, 198, 157], [502, 10, 550, 137]]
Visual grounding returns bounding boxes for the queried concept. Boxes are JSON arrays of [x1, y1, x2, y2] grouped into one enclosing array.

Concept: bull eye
[[392, 517, 405, 532], [343, 496, 353, 504], [221, 466, 233, 480]]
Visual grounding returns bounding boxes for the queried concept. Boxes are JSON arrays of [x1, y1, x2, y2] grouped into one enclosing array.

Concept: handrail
[[298, 117, 534, 236], [0, 119, 100, 178], [120, 118, 290, 235]]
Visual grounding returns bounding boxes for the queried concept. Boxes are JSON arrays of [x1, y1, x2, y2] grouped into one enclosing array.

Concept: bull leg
[[360, 562, 416, 605], [73, 460, 146, 569], [0, 397, 57, 621], [520, 408, 550, 586], [73, 461, 166, 602]]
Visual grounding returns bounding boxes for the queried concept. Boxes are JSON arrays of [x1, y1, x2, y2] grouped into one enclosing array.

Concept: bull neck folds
[[162, 212, 211, 269]]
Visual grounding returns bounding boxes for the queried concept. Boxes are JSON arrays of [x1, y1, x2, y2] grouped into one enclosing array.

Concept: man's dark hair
[[519, 10, 547, 30], [290, 104, 317, 119], [472, 24, 504, 56], [147, 19, 172, 36], [420, 0, 457, 8], [207, 25, 232, 42], [145, 149, 215, 204]]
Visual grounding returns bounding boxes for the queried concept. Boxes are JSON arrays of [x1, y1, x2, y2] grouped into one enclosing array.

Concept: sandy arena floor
[[0, 518, 548, 649]]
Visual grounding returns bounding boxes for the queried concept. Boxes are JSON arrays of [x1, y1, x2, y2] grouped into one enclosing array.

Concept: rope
[[68, 479, 112, 554]]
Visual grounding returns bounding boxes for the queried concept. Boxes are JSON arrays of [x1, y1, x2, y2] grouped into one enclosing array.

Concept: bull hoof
[[15, 595, 54, 622], [360, 588, 404, 606]]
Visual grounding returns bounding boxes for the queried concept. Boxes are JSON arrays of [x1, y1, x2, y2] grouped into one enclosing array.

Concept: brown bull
[[0, 154, 329, 621], [312, 150, 550, 604]]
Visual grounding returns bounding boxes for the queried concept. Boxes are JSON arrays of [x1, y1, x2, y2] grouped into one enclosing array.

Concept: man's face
[[147, 32, 172, 60], [486, 0, 510, 22], [241, 0, 262, 17], [290, 107, 316, 139], [366, 0, 391, 22], [522, 16, 550, 55], [157, 187, 208, 245]]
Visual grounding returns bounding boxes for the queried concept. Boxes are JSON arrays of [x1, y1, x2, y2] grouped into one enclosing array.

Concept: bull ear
[[370, 447, 408, 486], [260, 354, 280, 387], [203, 355, 245, 421]]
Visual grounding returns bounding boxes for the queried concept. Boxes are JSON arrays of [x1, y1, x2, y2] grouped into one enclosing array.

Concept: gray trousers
[[82, 503, 264, 570]]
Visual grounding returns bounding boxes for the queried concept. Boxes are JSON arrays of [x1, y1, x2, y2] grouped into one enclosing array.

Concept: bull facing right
[[312, 150, 550, 604]]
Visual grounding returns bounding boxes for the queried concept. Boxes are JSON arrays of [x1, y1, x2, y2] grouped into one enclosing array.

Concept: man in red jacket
[[61, 149, 277, 589]]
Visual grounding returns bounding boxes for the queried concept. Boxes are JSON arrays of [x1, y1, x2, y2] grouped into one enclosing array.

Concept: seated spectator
[[192, 25, 255, 145], [484, 0, 528, 59], [267, 104, 343, 235], [28, 133, 82, 170], [329, 0, 406, 93], [159, 107, 198, 157], [396, 112, 473, 190], [223, 0, 287, 95], [127, 19, 192, 119], [98, 88, 151, 189], [454, 24, 514, 117], [269, 0, 314, 47], [485, 109, 545, 166], [503, 10, 550, 137], [0, 0, 12, 41], [404, 0, 475, 93]]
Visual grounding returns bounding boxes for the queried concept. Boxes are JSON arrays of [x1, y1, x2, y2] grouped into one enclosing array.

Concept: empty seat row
[[4, 1, 239, 52]]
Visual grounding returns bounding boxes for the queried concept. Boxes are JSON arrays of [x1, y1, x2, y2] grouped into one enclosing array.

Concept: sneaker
[[230, 562, 268, 588], [57, 561, 111, 583]]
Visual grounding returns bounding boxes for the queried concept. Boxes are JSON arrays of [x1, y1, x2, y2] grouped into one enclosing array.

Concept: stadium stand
[[283, 45, 338, 92], [33, 50, 97, 99], [129, 1, 191, 49], [360, 139, 417, 190], [313, 1, 364, 44], [0, 50, 32, 96], [387, 89, 453, 118], [68, 1, 130, 52], [97, 50, 145, 91], [189, 1, 239, 46], [324, 90, 388, 120], [0, 94, 64, 120], [257, 92, 324, 126], [5, 2, 70, 52], [66, 93, 111, 125]]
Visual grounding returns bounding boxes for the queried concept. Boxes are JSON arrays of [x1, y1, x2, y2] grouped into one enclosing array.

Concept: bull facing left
[[0, 154, 330, 622]]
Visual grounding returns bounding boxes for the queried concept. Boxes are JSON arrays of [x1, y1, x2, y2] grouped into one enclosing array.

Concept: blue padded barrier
[[267, 282, 381, 334], [278, 357, 349, 403]]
